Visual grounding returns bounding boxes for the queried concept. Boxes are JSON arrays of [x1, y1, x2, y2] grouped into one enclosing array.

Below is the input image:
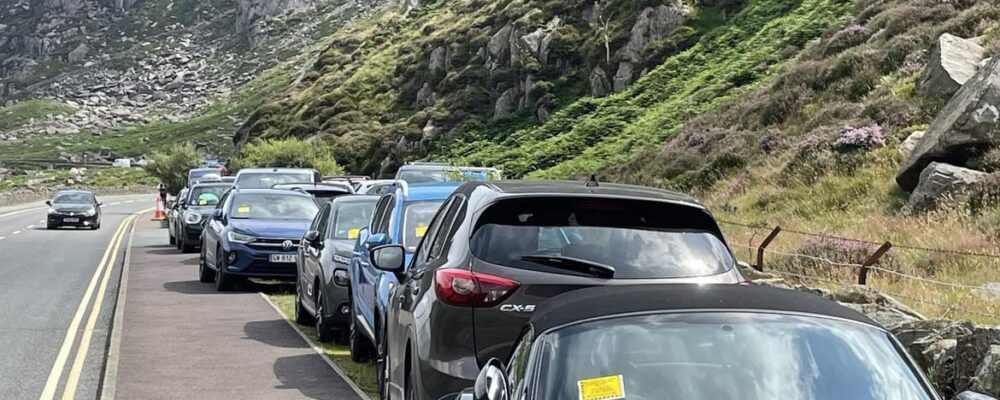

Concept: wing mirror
[[472, 358, 509, 400], [956, 391, 999, 400], [45, 200, 52, 206], [370, 245, 405, 273], [212, 209, 225, 221], [303, 230, 321, 244], [366, 232, 388, 247], [97, 202, 103, 207]]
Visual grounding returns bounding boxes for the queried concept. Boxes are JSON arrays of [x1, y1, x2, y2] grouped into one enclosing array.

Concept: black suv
[[373, 180, 746, 400]]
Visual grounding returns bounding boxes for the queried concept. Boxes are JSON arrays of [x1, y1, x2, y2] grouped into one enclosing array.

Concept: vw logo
[[281, 240, 294, 251]]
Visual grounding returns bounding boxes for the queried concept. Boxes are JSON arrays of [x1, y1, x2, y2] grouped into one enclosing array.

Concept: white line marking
[[260, 293, 370, 400], [39, 220, 45, 224], [110, 202, 122, 206], [27, 225, 34, 229], [0, 207, 45, 219], [0, 237, 6, 241], [12, 231, 21, 235]]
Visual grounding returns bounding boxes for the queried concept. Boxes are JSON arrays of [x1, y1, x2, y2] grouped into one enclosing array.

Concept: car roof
[[460, 180, 701, 207], [528, 284, 877, 338], [189, 167, 219, 173], [333, 194, 379, 205], [236, 168, 315, 174], [272, 182, 353, 191], [53, 189, 94, 196], [230, 188, 313, 197], [400, 182, 461, 201], [191, 182, 232, 189]]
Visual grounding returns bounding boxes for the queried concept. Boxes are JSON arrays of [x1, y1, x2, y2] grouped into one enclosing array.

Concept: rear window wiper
[[520, 255, 615, 279]]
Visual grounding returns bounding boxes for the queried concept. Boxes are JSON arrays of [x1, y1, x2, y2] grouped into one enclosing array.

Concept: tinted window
[[427, 198, 462, 260], [402, 200, 445, 251], [188, 186, 230, 206], [53, 193, 95, 204], [373, 196, 395, 234], [236, 172, 313, 189], [315, 204, 332, 238], [470, 197, 733, 279], [332, 201, 377, 240], [537, 312, 933, 400], [229, 193, 318, 220]]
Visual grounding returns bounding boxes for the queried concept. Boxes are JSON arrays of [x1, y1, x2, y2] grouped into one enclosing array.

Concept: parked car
[[232, 167, 319, 189], [199, 188, 319, 291], [450, 284, 954, 400], [272, 182, 355, 205], [357, 179, 401, 195], [295, 195, 379, 342], [46, 190, 102, 230], [187, 167, 222, 188], [375, 180, 747, 399], [395, 162, 501, 184], [349, 182, 460, 364], [323, 175, 370, 191], [167, 187, 189, 245], [173, 182, 232, 252]]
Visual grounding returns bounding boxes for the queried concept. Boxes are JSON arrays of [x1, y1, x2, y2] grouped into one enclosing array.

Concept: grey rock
[[414, 82, 435, 108], [906, 162, 987, 211], [428, 46, 447, 75], [897, 57, 1000, 191], [494, 88, 518, 120], [589, 66, 611, 97], [978, 283, 1000, 299], [236, 0, 315, 48], [975, 345, 1000, 395], [421, 119, 443, 140], [957, 326, 1000, 393], [899, 130, 926, 156], [487, 24, 513, 65], [615, 2, 691, 63], [68, 42, 89, 63], [612, 61, 635, 92], [920, 33, 985, 98]]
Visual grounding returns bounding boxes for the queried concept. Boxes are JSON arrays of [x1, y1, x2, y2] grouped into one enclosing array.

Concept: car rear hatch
[[467, 196, 743, 364]]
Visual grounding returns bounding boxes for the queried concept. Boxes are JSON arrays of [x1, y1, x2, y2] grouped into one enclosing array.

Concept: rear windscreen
[[470, 197, 734, 279]]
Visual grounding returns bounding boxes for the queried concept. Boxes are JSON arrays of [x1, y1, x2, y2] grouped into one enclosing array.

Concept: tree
[[143, 143, 202, 194], [234, 138, 344, 176]]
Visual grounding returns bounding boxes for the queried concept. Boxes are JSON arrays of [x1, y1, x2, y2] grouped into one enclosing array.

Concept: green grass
[[0, 100, 78, 132], [267, 292, 378, 397]]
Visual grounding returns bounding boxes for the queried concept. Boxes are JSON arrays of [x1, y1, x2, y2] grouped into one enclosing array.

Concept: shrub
[[235, 138, 345, 176], [823, 22, 867, 55], [143, 143, 203, 194], [833, 124, 885, 151]]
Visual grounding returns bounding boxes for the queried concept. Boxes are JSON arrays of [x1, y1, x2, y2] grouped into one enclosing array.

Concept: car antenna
[[585, 174, 599, 188]]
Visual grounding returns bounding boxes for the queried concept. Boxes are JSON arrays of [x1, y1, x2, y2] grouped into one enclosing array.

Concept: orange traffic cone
[[152, 196, 166, 221]]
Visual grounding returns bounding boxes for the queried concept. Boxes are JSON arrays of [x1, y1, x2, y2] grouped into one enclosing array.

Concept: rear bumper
[[322, 282, 352, 330]]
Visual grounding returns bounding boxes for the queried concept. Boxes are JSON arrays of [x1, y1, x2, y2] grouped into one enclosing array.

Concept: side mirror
[[97, 202, 103, 207], [472, 358, 509, 400], [956, 391, 999, 400], [212, 209, 225, 221], [370, 245, 405, 273], [45, 200, 52, 206], [366, 232, 388, 247], [304, 230, 321, 244]]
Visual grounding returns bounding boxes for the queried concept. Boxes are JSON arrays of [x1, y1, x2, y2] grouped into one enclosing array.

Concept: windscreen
[[402, 200, 445, 251], [332, 201, 377, 240], [236, 172, 313, 189], [188, 186, 230, 207], [229, 193, 318, 220], [188, 169, 217, 180], [470, 197, 733, 279], [538, 312, 933, 400], [53, 193, 95, 204]]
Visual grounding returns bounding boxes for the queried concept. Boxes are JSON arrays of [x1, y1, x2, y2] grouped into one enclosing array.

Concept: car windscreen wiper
[[520, 254, 615, 279]]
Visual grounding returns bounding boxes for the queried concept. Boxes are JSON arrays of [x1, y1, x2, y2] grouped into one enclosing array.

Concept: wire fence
[[718, 219, 1000, 322]]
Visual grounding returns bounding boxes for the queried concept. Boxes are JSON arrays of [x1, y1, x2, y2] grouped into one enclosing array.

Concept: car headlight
[[228, 231, 256, 244], [184, 211, 202, 224], [48, 207, 57, 214], [84, 208, 97, 216]]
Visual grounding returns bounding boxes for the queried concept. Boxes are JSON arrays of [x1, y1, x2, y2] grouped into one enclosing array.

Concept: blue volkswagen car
[[199, 188, 319, 291], [348, 182, 459, 362]]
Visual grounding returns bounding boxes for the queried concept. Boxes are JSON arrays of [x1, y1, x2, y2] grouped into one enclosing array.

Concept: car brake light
[[435, 269, 519, 307]]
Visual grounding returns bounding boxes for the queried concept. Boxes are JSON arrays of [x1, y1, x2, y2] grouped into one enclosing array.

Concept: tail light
[[435, 268, 519, 307]]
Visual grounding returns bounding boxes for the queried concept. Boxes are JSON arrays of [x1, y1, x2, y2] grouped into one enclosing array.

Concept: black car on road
[[454, 284, 962, 400], [172, 182, 232, 252], [374, 180, 746, 400], [46, 190, 102, 230], [295, 195, 378, 342]]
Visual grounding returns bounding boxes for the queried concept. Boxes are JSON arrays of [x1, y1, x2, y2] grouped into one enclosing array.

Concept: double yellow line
[[38, 210, 146, 400]]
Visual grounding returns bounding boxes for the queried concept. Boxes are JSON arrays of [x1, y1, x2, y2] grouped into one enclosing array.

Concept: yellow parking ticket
[[237, 205, 251, 213], [415, 225, 428, 237], [348, 228, 360, 239], [578, 374, 625, 400]]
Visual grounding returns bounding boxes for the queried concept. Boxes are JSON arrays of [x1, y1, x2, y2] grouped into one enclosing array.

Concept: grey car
[[373, 180, 747, 400], [173, 182, 232, 252], [295, 195, 378, 342], [454, 284, 966, 400]]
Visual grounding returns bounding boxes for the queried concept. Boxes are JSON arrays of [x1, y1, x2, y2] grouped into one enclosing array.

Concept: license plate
[[63, 218, 79, 223], [270, 254, 297, 263]]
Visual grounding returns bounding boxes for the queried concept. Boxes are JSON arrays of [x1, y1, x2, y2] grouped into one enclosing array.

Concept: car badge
[[282, 240, 294, 251]]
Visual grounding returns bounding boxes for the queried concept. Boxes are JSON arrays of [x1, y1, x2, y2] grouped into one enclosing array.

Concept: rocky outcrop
[[920, 33, 985, 98], [615, 2, 692, 63], [590, 66, 611, 97], [897, 57, 1000, 191], [899, 130, 926, 156], [67, 43, 89, 63], [236, 0, 315, 48], [494, 88, 518, 120], [906, 162, 986, 211]]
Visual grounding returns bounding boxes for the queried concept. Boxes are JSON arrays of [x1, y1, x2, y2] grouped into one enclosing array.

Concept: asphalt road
[[0, 195, 153, 400]]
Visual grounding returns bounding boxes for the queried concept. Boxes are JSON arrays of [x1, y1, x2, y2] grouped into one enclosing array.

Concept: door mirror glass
[[366, 232, 388, 247], [370, 245, 405, 273], [304, 230, 321, 244], [45, 200, 52, 206], [956, 391, 999, 400], [212, 209, 225, 221], [473, 358, 509, 400]]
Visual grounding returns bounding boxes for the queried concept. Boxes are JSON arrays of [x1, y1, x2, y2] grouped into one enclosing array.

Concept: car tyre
[[295, 285, 314, 325], [92, 220, 101, 230], [198, 245, 215, 283], [215, 246, 235, 292], [349, 306, 374, 363], [168, 227, 176, 244], [180, 235, 195, 253], [315, 291, 335, 343], [47, 222, 56, 230]]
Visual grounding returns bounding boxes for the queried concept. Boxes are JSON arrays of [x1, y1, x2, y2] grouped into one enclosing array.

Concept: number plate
[[63, 218, 80, 223], [269, 254, 297, 263]]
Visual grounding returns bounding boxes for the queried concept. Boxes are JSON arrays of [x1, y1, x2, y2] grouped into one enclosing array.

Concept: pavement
[[0, 195, 365, 400], [112, 217, 363, 400]]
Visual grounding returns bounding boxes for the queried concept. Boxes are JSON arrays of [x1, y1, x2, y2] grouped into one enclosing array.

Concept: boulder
[[615, 2, 691, 63], [898, 130, 925, 156], [494, 88, 518, 120], [68, 43, 89, 63], [957, 326, 1000, 393], [612, 61, 635, 92], [906, 162, 986, 211], [487, 24, 513, 64], [589, 66, 611, 97], [897, 57, 1000, 191], [975, 345, 1000, 395], [920, 33, 985, 98], [413, 82, 435, 108], [428, 46, 447, 75]]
